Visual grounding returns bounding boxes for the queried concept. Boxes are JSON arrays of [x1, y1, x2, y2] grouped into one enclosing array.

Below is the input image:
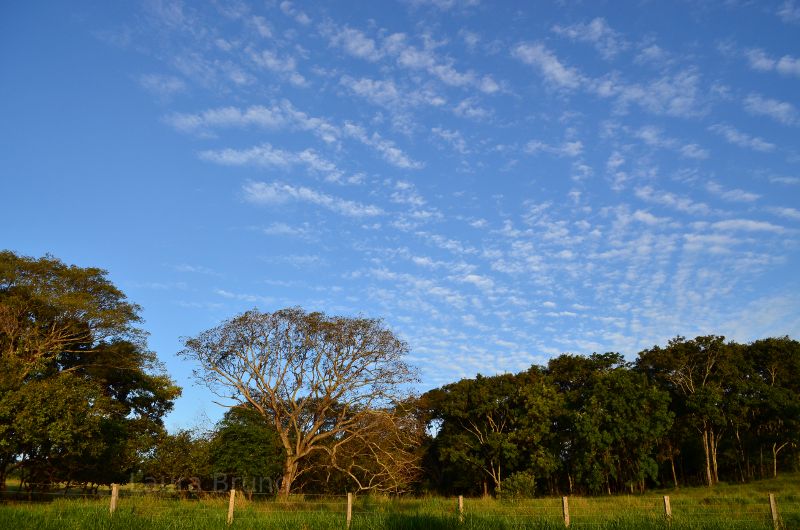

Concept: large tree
[[180, 308, 418, 496], [0, 250, 180, 490], [636, 336, 740, 486]]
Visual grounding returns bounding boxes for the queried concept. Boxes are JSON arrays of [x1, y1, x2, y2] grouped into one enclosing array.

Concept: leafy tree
[[0, 250, 180, 490], [636, 336, 741, 486], [180, 308, 418, 496], [571, 369, 672, 493], [546, 353, 627, 493], [746, 337, 800, 478], [140, 430, 211, 492], [426, 374, 525, 495], [209, 406, 284, 495]]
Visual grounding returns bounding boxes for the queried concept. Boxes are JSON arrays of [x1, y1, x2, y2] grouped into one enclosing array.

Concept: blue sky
[[1, 0, 799, 431]]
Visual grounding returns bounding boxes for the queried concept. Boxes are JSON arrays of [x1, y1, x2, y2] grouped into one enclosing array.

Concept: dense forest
[[1, 251, 798, 496]]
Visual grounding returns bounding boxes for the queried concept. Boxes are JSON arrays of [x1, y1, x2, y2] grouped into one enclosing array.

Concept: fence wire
[[1, 486, 795, 529]]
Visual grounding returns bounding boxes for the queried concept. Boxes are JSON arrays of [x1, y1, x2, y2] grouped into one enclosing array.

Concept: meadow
[[1, 474, 798, 529]]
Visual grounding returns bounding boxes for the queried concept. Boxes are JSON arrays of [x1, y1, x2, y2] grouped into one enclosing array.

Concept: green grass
[[1, 474, 798, 529]]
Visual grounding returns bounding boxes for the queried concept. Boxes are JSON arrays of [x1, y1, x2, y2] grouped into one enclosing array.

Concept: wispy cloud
[[711, 219, 786, 233], [635, 186, 711, 215], [706, 181, 760, 202], [139, 73, 186, 97], [199, 143, 345, 181], [743, 93, 798, 126], [279, 1, 311, 25], [744, 48, 800, 78], [777, 1, 800, 23], [767, 206, 800, 220], [709, 123, 776, 152], [243, 181, 383, 217], [525, 139, 584, 157], [634, 125, 709, 159], [551, 18, 628, 59], [250, 49, 308, 86], [512, 42, 584, 90], [342, 122, 423, 169]]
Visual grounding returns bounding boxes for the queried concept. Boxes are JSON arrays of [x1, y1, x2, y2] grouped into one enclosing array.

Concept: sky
[[1, 0, 799, 431]]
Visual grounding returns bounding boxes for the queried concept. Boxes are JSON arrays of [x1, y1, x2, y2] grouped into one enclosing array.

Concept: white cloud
[[743, 93, 798, 126], [606, 69, 707, 118], [706, 181, 760, 203], [261, 222, 312, 237], [432, 127, 468, 154], [243, 181, 383, 217], [634, 186, 711, 216], [767, 206, 800, 220], [709, 124, 776, 152], [778, 1, 800, 23], [407, 0, 480, 9], [251, 49, 307, 86], [342, 122, 423, 169], [769, 175, 800, 185], [512, 42, 584, 89], [634, 126, 709, 159], [525, 139, 583, 157], [632, 210, 669, 226], [551, 18, 628, 59], [453, 98, 491, 120], [711, 219, 786, 233], [199, 143, 343, 180], [328, 26, 498, 94], [339, 76, 445, 109], [279, 1, 311, 25], [166, 105, 287, 134], [460, 273, 495, 291], [745, 48, 777, 71], [743, 48, 800, 77], [325, 26, 383, 61], [139, 73, 186, 97]]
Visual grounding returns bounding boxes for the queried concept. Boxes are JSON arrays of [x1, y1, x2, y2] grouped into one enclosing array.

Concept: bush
[[499, 471, 536, 500]]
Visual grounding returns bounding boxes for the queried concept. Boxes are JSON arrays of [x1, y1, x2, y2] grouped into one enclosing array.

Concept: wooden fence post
[[346, 492, 353, 529], [663, 495, 672, 519], [769, 493, 781, 530], [458, 495, 464, 523], [227, 489, 236, 525], [562, 496, 570, 527], [109, 483, 119, 515]]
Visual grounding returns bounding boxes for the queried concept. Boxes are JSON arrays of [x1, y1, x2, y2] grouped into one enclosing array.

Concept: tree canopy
[[0, 251, 180, 491], [180, 307, 420, 496]]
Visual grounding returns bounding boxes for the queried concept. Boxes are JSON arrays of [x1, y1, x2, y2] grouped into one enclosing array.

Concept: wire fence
[[1, 485, 798, 529]]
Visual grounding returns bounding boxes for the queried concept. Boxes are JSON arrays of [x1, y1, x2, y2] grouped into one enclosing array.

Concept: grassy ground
[[1, 474, 798, 529]]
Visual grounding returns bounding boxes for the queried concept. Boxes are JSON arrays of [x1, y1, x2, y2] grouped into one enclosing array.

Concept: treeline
[[418, 337, 800, 496], [2, 251, 798, 497]]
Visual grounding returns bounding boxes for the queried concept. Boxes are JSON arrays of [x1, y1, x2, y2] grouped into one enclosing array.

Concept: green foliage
[[0, 250, 180, 489], [499, 470, 537, 499], [209, 406, 284, 492]]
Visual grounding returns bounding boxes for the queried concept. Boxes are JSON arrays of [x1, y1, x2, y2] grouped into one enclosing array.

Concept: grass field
[[1, 474, 798, 529]]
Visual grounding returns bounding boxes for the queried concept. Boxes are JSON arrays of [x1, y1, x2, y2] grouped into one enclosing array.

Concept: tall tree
[[180, 308, 418, 496], [209, 406, 284, 494], [636, 336, 740, 486], [425, 373, 531, 495], [0, 250, 179, 490], [746, 337, 800, 478]]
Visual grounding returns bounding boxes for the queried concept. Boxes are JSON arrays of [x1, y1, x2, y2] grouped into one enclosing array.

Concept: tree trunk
[[669, 451, 678, 489], [280, 458, 298, 497], [772, 442, 789, 478], [710, 429, 720, 484], [701, 428, 714, 486]]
